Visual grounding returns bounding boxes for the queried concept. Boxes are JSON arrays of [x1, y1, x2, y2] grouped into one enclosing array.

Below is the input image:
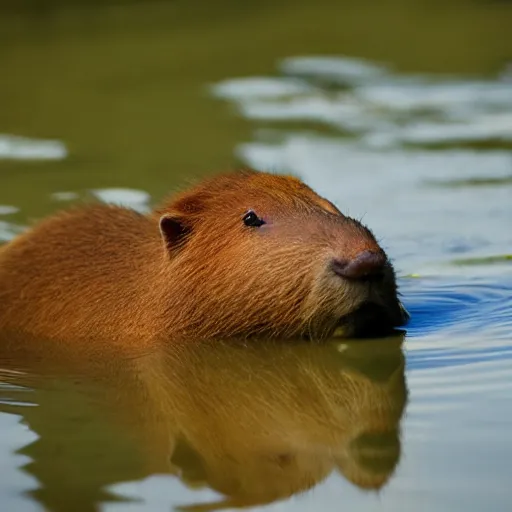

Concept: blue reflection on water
[[399, 277, 512, 370]]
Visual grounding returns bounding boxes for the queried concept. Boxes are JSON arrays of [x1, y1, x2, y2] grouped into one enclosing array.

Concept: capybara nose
[[331, 250, 386, 281]]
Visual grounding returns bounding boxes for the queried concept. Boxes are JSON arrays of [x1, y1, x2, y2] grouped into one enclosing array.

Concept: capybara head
[[155, 169, 409, 340]]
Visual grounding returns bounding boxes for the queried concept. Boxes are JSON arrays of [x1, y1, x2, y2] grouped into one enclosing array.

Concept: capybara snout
[[0, 169, 409, 342], [331, 250, 387, 281]]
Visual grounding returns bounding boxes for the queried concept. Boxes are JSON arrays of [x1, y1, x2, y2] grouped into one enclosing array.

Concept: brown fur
[[0, 169, 407, 343]]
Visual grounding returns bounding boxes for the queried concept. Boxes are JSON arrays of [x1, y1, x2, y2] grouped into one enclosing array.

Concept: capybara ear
[[159, 213, 193, 255], [158, 190, 208, 255]]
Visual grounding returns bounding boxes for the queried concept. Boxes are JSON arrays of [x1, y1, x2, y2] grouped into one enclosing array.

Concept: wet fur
[[0, 169, 405, 343]]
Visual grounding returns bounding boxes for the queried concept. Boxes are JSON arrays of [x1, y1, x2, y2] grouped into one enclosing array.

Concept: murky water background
[[1, 1, 511, 511]]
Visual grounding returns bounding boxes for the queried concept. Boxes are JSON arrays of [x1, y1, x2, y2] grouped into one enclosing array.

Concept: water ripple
[[402, 277, 512, 337], [212, 55, 512, 149]]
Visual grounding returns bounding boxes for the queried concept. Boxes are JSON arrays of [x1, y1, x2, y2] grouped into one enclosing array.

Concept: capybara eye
[[243, 210, 266, 227]]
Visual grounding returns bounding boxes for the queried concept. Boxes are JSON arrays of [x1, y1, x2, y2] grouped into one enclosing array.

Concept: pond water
[[1, 1, 512, 511]]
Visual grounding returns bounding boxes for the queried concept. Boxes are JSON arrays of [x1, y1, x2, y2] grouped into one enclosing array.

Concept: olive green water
[[1, 1, 512, 511]]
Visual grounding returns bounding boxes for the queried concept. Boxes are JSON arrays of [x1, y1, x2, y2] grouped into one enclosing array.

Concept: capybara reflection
[[0, 170, 408, 342], [0, 334, 407, 512], [151, 339, 407, 511]]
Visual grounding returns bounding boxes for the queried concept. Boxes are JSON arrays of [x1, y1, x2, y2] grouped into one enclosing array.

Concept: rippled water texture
[[1, 1, 512, 511]]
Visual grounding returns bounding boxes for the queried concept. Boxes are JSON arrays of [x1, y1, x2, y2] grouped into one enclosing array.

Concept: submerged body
[[0, 170, 408, 342]]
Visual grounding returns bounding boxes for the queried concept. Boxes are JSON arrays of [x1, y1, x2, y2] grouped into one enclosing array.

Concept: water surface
[[1, 1, 511, 511]]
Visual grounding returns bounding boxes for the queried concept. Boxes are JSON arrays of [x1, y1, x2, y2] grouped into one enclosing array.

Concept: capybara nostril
[[331, 250, 386, 281]]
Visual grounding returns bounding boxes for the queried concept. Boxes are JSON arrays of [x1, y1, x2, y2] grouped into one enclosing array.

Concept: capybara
[[0, 332, 407, 511], [0, 169, 409, 342]]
